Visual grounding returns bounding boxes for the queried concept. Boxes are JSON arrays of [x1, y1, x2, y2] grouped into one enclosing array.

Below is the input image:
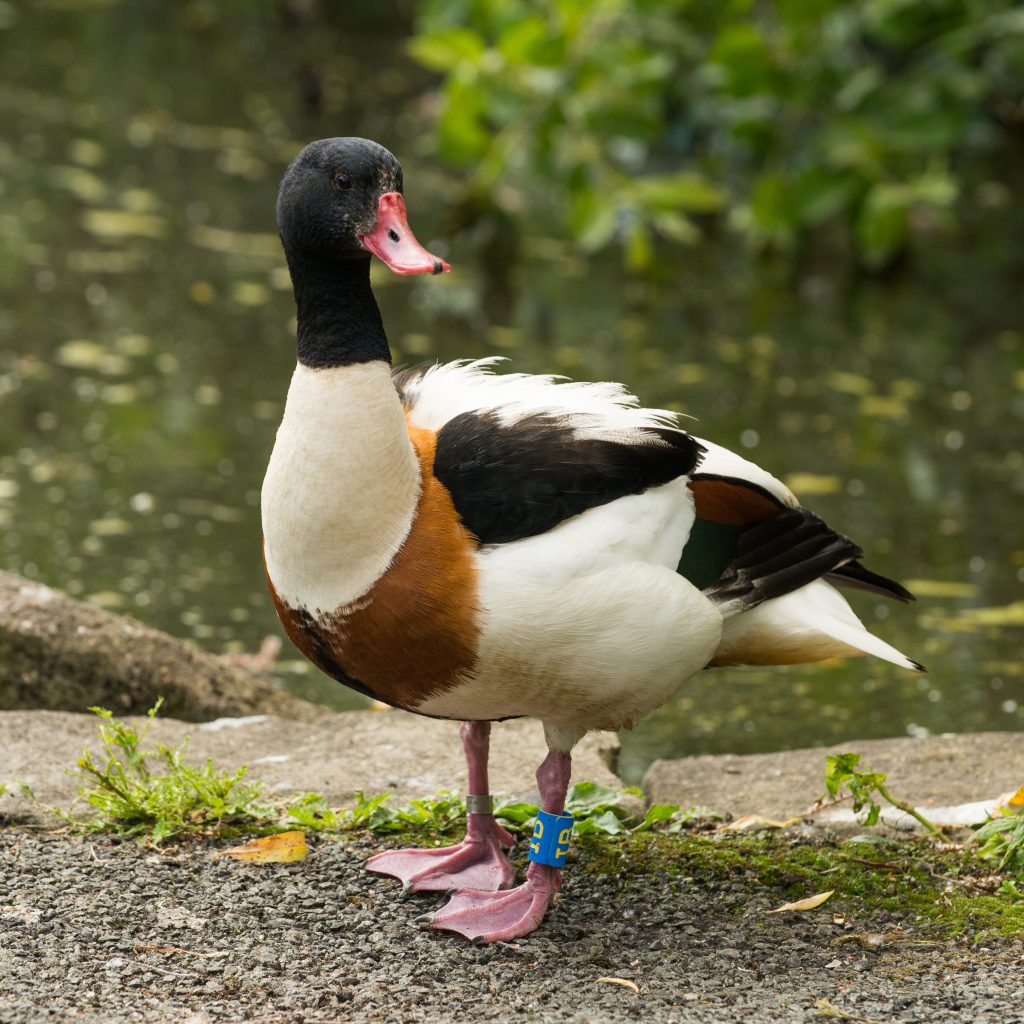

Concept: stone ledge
[[643, 731, 1024, 827], [5, 709, 1019, 834]]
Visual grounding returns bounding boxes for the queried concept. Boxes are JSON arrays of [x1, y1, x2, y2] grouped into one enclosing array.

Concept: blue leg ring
[[528, 809, 575, 868]]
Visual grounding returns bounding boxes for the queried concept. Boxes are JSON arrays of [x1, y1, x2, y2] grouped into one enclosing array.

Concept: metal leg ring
[[465, 793, 494, 816]]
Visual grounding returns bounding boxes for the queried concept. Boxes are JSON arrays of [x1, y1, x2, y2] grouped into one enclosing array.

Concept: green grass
[[975, 813, 1024, 874]]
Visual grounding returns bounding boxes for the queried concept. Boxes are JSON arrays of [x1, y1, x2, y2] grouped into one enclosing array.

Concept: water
[[2, 2, 1022, 784]]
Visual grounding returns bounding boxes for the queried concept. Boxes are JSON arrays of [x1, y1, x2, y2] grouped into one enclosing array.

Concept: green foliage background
[[412, 0, 1024, 268]]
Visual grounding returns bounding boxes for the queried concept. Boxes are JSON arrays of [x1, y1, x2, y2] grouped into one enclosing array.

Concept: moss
[[360, 827, 1023, 941], [568, 831, 1024, 942]]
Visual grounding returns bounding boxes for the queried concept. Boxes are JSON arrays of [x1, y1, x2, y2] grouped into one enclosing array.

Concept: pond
[[2, 2, 1022, 785]]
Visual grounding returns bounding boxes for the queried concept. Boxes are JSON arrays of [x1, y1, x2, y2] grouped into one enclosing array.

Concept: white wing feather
[[401, 358, 683, 442]]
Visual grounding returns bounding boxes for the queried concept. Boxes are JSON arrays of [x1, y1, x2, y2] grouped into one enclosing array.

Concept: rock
[[0, 570, 314, 722], [643, 732, 1024, 825], [0, 708, 625, 825]]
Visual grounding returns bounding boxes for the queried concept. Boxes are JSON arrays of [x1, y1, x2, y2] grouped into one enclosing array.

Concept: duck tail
[[710, 579, 925, 672]]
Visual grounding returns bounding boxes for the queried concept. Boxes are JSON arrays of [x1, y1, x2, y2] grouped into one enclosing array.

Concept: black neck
[[287, 252, 390, 368]]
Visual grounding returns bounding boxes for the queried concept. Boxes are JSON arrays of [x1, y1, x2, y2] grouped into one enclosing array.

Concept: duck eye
[[334, 173, 352, 191]]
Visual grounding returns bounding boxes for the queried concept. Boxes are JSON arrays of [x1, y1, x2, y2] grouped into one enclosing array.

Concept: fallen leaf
[[595, 977, 640, 995], [1003, 785, 1024, 813], [718, 814, 802, 832], [766, 890, 834, 914], [214, 831, 308, 864], [813, 996, 883, 1023]]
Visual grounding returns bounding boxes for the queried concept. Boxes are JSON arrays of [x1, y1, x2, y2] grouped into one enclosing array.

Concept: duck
[[261, 137, 922, 944]]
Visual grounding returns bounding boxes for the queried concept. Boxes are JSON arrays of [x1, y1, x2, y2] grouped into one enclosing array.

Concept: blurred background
[[1, 0, 1022, 782]]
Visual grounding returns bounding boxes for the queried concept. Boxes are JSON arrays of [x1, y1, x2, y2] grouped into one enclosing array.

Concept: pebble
[[0, 830, 1018, 1024]]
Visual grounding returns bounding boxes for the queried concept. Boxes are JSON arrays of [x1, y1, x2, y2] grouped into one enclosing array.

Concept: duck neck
[[288, 252, 390, 368]]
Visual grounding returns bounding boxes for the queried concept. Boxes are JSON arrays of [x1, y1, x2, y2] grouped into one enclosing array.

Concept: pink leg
[[365, 721, 517, 893], [423, 746, 572, 943]]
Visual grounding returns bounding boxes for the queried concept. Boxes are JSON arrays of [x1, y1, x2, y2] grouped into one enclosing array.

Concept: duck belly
[[415, 481, 722, 731], [415, 559, 722, 732]]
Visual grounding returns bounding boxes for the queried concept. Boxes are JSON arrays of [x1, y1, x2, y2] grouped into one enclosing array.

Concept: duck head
[[276, 137, 450, 276]]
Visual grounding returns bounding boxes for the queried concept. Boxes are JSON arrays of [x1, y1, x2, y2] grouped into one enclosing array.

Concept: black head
[[276, 137, 449, 275]]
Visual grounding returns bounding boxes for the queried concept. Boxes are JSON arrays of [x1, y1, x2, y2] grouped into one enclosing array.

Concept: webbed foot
[[365, 818, 517, 893], [420, 863, 559, 943]]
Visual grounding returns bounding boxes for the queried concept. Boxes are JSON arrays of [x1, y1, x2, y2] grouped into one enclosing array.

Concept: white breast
[[261, 362, 421, 615]]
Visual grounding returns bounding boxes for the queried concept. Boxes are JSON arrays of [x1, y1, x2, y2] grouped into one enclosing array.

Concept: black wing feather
[[826, 560, 916, 602], [431, 410, 703, 545], [392, 364, 430, 401], [704, 507, 862, 612]]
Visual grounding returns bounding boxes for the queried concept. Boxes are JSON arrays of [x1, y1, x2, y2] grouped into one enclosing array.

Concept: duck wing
[[394, 359, 703, 545]]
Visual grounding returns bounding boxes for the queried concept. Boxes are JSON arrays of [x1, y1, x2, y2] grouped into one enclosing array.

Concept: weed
[[974, 813, 1024, 873], [67, 706, 706, 845], [494, 781, 640, 836], [574, 830, 1024, 942], [284, 781, 700, 838], [64, 700, 274, 844], [0, 781, 35, 802], [286, 790, 466, 834], [999, 879, 1024, 901]]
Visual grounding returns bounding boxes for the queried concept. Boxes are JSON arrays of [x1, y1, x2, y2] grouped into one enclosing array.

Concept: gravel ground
[[1, 830, 1021, 1024]]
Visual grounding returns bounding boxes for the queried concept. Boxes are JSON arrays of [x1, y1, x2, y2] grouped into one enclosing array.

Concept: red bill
[[358, 192, 451, 276]]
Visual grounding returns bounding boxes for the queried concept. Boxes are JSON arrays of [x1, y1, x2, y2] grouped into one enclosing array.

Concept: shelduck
[[261, 138, 921, 943]]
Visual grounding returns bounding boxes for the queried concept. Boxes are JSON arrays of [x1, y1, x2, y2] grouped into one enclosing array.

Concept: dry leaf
[[813, 996, 883, 1023], [718, 814, 802, 832], [766, 890, 834, 914], [595, 977, 640, 995], [1004, 785, 1024, 813], [214, 831, 308, 864]]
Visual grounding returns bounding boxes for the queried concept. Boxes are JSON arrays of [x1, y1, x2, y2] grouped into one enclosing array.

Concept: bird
[[261, 137, 922, 944]]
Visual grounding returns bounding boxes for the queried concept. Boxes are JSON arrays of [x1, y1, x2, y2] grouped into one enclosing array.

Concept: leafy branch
[[824, 753, 943, 836]]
